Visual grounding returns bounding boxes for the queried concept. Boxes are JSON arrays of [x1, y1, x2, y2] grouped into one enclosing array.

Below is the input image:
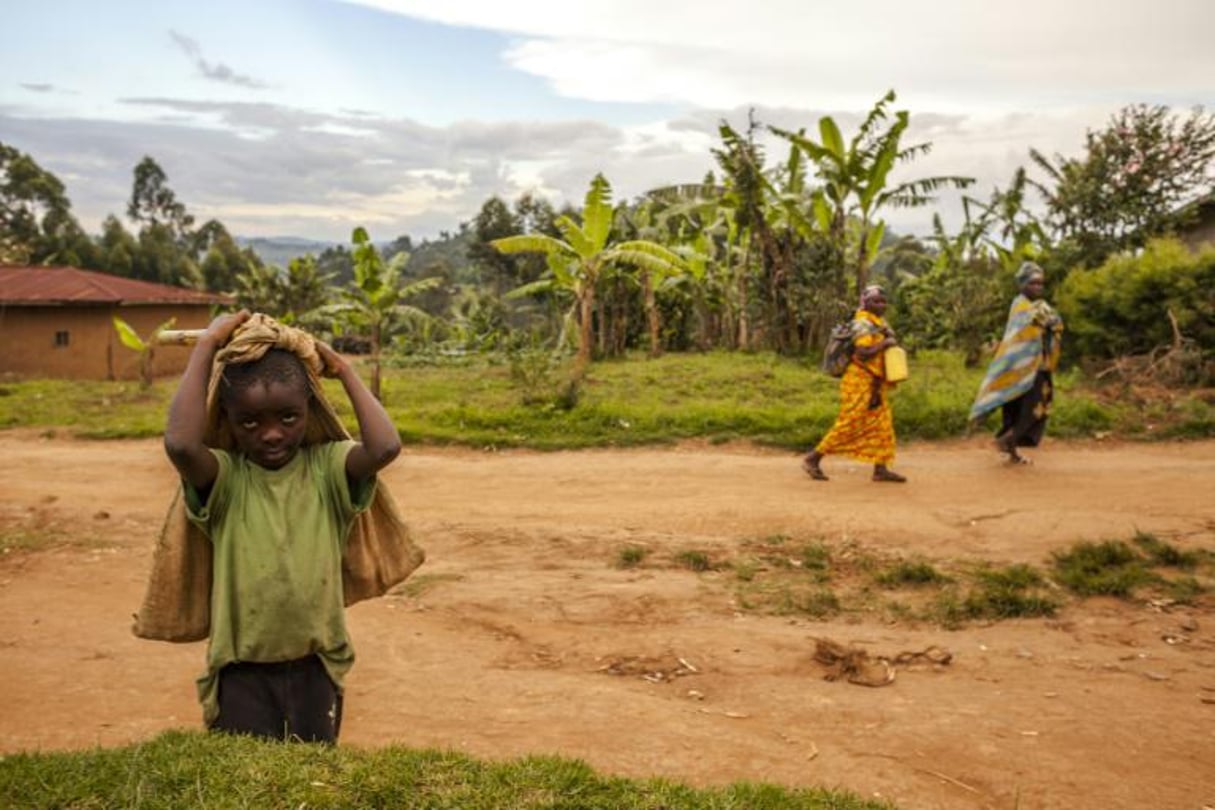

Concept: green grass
[[672, 549, 714, 572], [873, 559, 951, 588], [0, 730, 894, 810], [720, 533, 1212, 626], [614, 544, 650, 569], [3, 348, 1203, 448], [1051, 534, 1214, 601]]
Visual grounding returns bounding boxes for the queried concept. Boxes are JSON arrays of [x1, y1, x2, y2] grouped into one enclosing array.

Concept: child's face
[[224, 380, 311, 469]]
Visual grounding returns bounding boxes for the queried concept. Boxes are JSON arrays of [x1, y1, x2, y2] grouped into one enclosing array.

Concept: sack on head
[[821, 322, 855, 377]]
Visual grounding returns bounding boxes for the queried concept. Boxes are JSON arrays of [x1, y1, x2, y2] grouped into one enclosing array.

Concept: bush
[[1057, 238, 1215, 370]]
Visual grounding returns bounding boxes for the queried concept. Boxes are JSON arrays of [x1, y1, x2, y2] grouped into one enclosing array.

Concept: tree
[[125, 157, 199, 287], [319, 227, 441, 400], [491, 173, 686, 373], [467, 196, 523, 296], [1030, 104, 1215, 269], [0, 142, 93, 265], [99, 215, 139, 277], [772, 90, 974, 290], [194, 219, 256, 292], [127, 156, 194, 238]]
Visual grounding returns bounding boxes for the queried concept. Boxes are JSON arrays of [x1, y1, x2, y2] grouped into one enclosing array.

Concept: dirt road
[[1, 432, 1213, 809]]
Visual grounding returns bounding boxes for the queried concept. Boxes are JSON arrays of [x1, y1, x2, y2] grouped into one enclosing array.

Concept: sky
[[3, 0, 1213, 245]]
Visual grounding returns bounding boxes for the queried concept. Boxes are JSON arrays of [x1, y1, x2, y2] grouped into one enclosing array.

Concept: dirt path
[[1, 432, 1213, 810]]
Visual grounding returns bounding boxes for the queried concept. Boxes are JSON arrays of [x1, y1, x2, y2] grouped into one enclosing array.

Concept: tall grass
[[0, 349, 1200, 448]]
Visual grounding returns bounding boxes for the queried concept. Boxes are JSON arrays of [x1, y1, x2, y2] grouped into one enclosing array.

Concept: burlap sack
[[132, 314, 425, 642]]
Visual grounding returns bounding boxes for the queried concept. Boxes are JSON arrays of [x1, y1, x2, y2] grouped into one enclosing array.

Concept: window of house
[[54, 330, 70, 347]]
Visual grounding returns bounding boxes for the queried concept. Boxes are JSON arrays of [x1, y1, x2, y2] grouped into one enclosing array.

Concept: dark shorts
[[210, 655, 342, 743]]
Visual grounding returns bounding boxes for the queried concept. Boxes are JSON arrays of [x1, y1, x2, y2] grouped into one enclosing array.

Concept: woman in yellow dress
[[802, 284, 906, 483]]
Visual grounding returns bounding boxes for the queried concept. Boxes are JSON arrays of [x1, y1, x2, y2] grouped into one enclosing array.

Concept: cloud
[[18, 83, 77, 95], [0, 97, 690, 240], [1, 85, 1143, 244], [343, 0, 1215, 113], [168, 30, 269, 90]]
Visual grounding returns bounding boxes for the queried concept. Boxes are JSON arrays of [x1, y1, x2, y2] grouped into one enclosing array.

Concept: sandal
[[872, 469, 907, 483], [802, 456, 828, 481]]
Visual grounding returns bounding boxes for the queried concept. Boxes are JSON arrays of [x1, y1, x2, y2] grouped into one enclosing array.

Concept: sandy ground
[[1, 431, 1213, 810]]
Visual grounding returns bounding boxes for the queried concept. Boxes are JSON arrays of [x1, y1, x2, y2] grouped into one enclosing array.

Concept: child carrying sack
[[132, 314, 425, 643]]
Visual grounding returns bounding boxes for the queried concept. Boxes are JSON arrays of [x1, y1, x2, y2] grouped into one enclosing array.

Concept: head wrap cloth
[[1016, 261, 1045, 288], [133, 313, 425, 643]]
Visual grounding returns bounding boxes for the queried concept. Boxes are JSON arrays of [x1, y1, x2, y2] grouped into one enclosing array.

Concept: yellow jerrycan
[[884, 345, 909, 383]]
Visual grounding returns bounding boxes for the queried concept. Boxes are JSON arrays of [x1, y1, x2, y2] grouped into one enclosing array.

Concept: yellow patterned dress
[[814, 310, 896, 465]]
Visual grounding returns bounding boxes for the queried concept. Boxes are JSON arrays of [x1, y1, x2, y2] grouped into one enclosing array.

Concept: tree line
[[3, 93, 1213, 385]]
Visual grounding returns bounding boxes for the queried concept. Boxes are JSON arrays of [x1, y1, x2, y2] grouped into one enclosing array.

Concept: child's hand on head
[[203, 310, 251, 346], [315, 341, 348, 378]]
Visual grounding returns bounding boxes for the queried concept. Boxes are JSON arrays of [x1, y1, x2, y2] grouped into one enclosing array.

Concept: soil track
[[1, 432, 1213, 809]]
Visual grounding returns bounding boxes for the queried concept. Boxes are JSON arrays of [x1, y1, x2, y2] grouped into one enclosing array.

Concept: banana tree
[[772, 90, 975, 291], [112, 315, 176, 388], [316, 226, 441, 400], [492, 173, 686, 373]]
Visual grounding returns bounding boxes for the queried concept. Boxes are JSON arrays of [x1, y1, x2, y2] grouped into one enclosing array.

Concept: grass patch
[[873, 559, 951, 588], [1052, 540, 1155, 597], [2, 349, 1202, 449], [615, 544, 649, 569], [1132, 530, 1202, 569], [672, 549, 713, 572], [725, 533, 1212, 628], [0, 729, 893, 810], [1052, 534, 1213, 602]]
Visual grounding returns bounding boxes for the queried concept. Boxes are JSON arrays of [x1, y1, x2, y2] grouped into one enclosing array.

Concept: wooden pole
[[155, 329, 205, 346]]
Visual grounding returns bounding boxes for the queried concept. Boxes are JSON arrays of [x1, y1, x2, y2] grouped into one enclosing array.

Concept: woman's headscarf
[[1016, 261, 1044, 288]]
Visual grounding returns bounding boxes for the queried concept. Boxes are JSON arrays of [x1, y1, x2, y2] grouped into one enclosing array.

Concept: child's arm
[[164, 310, 250, 490], [316, 342, 402, 482]]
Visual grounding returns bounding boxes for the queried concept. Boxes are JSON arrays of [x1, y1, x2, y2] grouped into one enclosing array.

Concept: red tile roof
[[0, 266, 232, 306]]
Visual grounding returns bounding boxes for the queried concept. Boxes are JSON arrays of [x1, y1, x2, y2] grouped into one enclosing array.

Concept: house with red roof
[[0, 266, 233, 380]]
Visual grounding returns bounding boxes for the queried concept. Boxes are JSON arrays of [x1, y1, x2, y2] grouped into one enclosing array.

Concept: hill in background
[[235, 236, 337, 268]]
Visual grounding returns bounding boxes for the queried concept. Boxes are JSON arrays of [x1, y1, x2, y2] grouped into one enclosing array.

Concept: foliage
[[127, 156, 194, 237], [1055, 238, 1215, 374], [1030, 104, 1215, 269], [112, 315, 176, 389], [0, 730, 893, 810], [316, 226, 442, 399], [235, 255, 335, 327], [507, 343, 580, 409], [0, 350, 1181, 445], [493, 174, 687, 373], [0, 141, 98, 266], [772, 90, 974, 291]]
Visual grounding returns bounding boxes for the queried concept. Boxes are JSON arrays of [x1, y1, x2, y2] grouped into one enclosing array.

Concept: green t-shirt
[[184, 441, 375, 724]]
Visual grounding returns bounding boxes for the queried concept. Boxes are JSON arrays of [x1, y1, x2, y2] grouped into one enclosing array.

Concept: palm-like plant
[[318, 226, 440, 399], [492, 173, 686, 372], [112, 315, 176, 388], [772, 90, 975, 290]]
